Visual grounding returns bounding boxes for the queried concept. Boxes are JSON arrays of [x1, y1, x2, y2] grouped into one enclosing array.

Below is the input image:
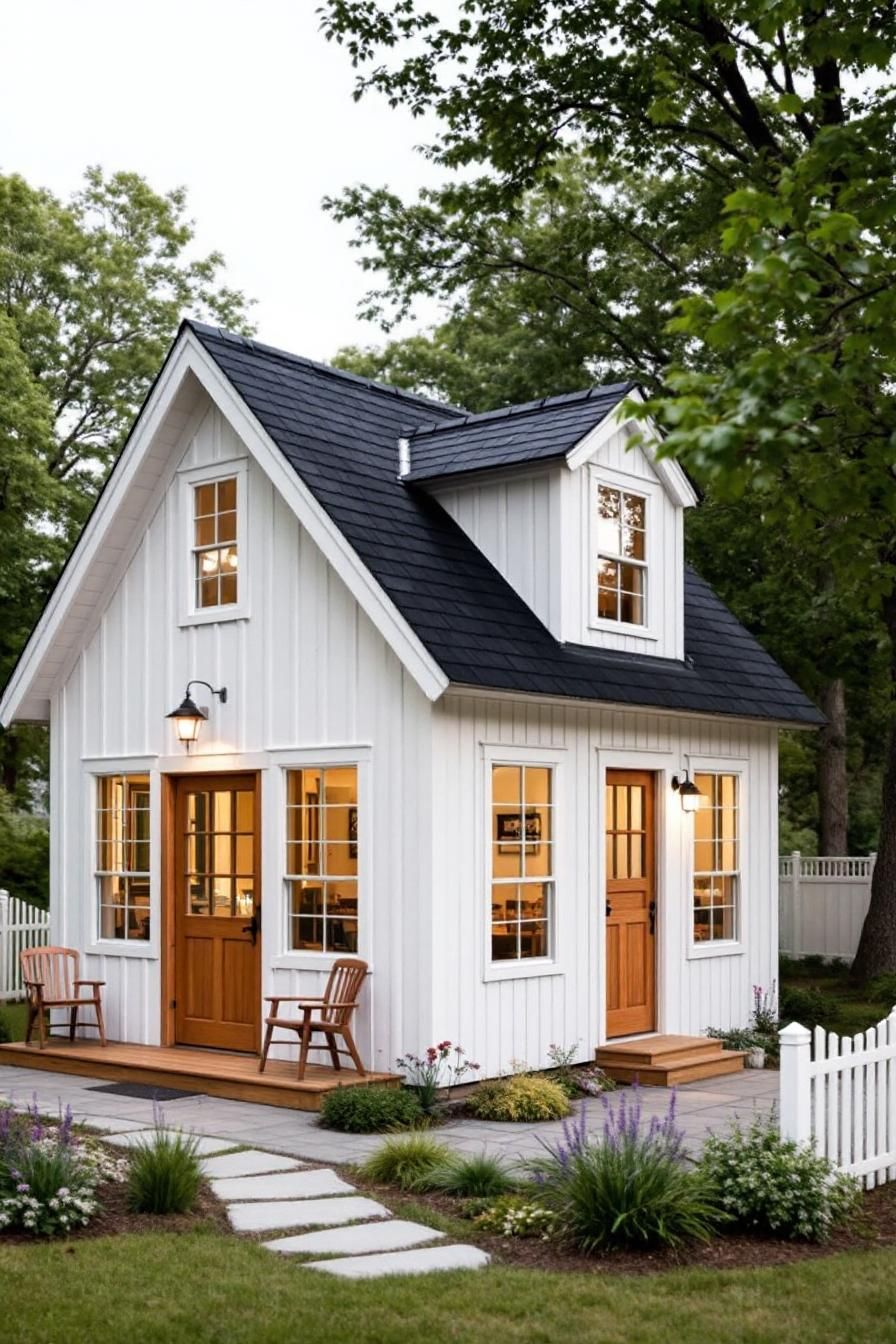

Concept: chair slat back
[[321, 957, 367, 1026], [20, 946, 79, 1001]]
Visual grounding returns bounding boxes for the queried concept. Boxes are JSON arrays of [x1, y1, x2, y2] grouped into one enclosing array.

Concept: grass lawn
[[0, 1001, 27, 1041], [780, 958, 895, 1038], [3, 1230, 896, 1344]]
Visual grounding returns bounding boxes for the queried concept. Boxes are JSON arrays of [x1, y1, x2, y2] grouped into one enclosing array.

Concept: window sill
[[686, 941, 744, 961], [178, 607, 249, 628], [587, 618, 659, 641], [482, 958, 564, 984], [271, 952, 369, 974], [87, 941, 158, 960]]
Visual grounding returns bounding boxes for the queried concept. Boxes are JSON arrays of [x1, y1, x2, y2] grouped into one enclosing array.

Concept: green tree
[[321, 2, 895, 967], [0, 167, 253, 898]]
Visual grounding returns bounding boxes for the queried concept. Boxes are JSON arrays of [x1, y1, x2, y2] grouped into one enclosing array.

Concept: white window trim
[[587, 466, 662, 641], [85, 760, 160, 960], [685, 757, 747, 960], [178, 458, 249, 626], [480, 742, 566, 983], [271, 747, 372, 973]]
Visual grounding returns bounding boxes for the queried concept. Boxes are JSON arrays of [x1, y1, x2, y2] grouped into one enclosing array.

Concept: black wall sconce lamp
[[671, 770, 703, 813], [167, 680, 227, 750]]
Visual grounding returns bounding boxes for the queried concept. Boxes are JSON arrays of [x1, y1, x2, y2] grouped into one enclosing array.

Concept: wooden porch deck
[[0, 1039, 400, 1112]]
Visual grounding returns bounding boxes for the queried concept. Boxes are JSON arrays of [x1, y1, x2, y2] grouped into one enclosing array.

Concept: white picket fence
[[780, 1011, 896, 1188], [0, 890, 50, 1002], [779, 852, 875, 961]]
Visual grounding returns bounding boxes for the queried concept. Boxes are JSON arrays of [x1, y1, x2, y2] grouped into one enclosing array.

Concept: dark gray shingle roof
[[403, 383, 634, 482], [189, 322, 822, 727]]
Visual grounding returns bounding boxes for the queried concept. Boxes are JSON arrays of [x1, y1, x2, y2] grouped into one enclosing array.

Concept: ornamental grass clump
[[361, 1133, 451, 1190], [127, 1126, 202, 1216], [698, 1114, 861, 1242], [419, 1151, 518, 1198], [0, 1098, 127, 1237], [527, 1092, 723, 1252]]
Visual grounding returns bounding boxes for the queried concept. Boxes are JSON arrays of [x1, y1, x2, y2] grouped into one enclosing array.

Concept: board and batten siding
[[50, 395, 434, 1071], [430, 691, 778, 1078], [431, 430, 685, 660]]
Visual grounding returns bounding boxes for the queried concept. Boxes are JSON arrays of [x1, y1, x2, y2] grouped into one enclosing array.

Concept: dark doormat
[[87, 1082, 205, 1101]]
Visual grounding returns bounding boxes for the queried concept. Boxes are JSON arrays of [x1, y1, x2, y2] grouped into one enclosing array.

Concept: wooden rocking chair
[[21, 947, 106, 1049], [259, 957, 368, 1080]]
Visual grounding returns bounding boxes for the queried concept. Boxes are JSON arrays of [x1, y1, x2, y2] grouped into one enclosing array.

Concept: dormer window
[[595, 483, 646, 626], [193, 477, 238, 608]]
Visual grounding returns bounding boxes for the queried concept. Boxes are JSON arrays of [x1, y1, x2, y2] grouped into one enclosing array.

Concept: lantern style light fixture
[[166, 680, 227, 750], [671, 770, 703, 813]]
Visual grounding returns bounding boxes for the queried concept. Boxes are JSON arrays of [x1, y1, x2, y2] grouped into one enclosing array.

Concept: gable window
[[693, 773, 739, 943], [286, 766, 358, 954], [490, 764, 553, 961], [96, 775, 150, 941], [595, 483, 646, 626], [193, 477, 238, 609]]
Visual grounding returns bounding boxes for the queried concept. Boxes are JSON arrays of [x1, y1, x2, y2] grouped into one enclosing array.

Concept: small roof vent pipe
[[397, 436, 411, 479]]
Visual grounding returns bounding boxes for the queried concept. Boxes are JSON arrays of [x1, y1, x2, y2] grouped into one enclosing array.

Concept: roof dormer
[[407, 385, 696, 660]]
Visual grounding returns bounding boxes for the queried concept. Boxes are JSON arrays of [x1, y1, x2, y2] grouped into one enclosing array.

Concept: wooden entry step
[[596, 1034, 746, 1086], [0, 1040, 400, 1112]]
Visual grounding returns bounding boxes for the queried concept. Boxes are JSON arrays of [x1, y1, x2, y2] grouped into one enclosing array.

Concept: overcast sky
[[1, 0, 444, 360]]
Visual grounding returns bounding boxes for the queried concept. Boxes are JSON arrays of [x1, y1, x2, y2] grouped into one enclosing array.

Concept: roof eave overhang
[[0, 327, 450, 727]]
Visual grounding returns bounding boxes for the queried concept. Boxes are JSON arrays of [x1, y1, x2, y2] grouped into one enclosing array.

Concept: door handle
[[242, 911, 259, 945], [606, 901, 612, 918], [648, 900, 656, 936]]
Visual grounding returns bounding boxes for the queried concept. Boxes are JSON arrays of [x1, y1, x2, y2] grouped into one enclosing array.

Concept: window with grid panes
[[285, 767, 358, 954], [595, 483, 647, 626], [490, 764, 553, 961], [96, 775, 150, 940], [693, 773, 739, 943], [193, 477, 238, 608]]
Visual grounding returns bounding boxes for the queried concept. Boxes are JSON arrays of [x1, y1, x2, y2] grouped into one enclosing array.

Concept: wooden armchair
[[21, 947, 106, 1049], [259, 957, 368, 1080]]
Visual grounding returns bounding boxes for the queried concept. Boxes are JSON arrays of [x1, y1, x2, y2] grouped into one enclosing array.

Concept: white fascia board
[[0, 331, 449, 726], [564, 392, 698, 509]]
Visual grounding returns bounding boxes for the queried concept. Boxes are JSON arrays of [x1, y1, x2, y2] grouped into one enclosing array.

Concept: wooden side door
[[605, 770, 656, 1038], [173, 773, 260, 1052]]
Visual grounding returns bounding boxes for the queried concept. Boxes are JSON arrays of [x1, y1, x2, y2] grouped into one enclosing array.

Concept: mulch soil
[[350, 1171, 896, 1277]]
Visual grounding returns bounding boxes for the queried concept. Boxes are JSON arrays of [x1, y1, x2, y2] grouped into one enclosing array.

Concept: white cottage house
[[0, 322, 821, 1100]]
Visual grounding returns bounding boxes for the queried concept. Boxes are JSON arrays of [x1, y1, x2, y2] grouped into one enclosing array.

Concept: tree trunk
[[0, 728, 20, 799], [851, 596, 896, 982], [817, 678, 848, 854]]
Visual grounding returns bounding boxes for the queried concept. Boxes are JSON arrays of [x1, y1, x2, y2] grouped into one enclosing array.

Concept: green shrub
[[360, 1133, 450, 1190], [698, 1115, 860, 1242], [467, 1074, 570, 1123], [473, 1193, 559, 1239], [319, 1085, 422, 1133], [779, 984, 828, 1026], [867, 972, 896, 1006], [0, 1012, 10, 1044], [528, 1095, 722, 1252], [127, 1129, 202, 1215], [419, 1151, 517, 1197]]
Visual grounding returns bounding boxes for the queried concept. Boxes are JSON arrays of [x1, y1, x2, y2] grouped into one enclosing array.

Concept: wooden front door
[[605, 770, 656, 1038], [173, 773, 261, 1052]]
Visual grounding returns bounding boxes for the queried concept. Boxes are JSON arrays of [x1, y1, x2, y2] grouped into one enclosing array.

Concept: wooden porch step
[[0, 1040, 400, 1112], [596, 1035, 746, 1086]]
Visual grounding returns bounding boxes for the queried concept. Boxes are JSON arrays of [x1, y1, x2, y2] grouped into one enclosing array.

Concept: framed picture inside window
[[496, 810, 542, 854]]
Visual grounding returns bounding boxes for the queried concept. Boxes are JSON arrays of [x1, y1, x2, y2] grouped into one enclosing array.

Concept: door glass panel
[[606, 781, 649, 889], [185, 785, 254, 917]]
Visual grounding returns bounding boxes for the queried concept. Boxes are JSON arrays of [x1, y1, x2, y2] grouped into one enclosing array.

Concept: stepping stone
[[201, 1150, 304, 1180], [263, 1220, 446, 1256], [306, 1244, 490, 1279], [227, 1196, 390, 1233], [102, 1129, 235, 1156], [212, 1169, 353, 1202]]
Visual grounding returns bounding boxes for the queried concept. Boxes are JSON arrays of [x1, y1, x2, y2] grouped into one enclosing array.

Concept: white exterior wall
[[431, 430, 685, 658], [430, 691, 778, 1078], [50, 397, 434, 1073]]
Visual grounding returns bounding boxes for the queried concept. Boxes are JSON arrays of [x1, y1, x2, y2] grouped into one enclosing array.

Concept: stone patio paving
[[0, 1061, 778, 1164]]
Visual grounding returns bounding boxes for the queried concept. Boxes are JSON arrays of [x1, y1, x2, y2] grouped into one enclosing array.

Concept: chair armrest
[[24, 979, 44, 989], [263, 995, 325, 1004], [74, 980, 106, 988], [317, 1001, 359, 1010]]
